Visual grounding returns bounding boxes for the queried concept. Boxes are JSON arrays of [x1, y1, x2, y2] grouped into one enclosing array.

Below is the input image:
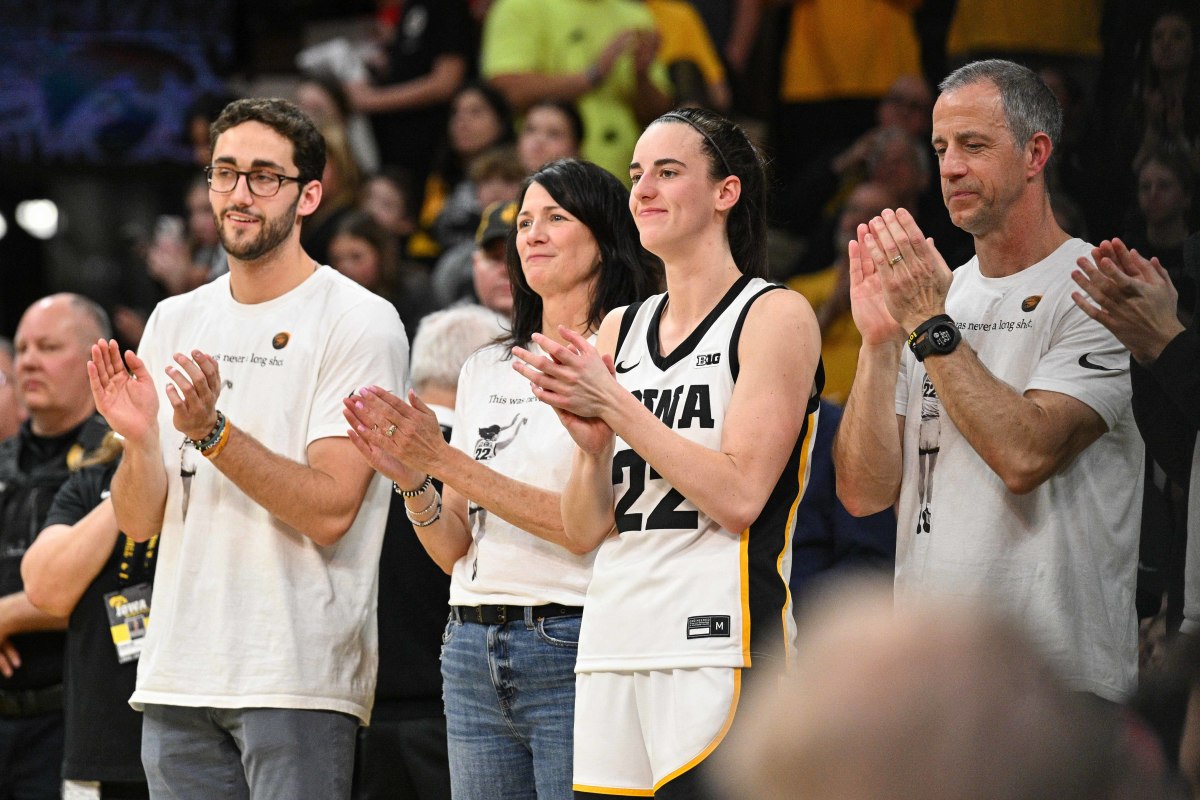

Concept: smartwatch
[[908, 314, 961, 362]]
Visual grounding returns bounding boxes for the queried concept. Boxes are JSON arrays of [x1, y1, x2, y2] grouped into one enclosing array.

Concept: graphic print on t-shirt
[[916, 373, 940, 534]]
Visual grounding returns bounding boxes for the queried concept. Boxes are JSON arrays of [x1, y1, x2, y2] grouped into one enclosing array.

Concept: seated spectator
[[433, 200, 517, 314], [778, 74, 932, 257], [1124, 149, 1197, 316], [329, 211, 437, 341], [788, 181, 896, 404], [429, 148, 525, 307], [516, 100, 585, 175], [410, 83, 515, 261], [361, 168, 420, 254]]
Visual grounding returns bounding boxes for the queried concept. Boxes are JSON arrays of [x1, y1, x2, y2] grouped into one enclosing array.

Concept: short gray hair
[[939, 59, 1062, 151], [410, 305, 505, 392]]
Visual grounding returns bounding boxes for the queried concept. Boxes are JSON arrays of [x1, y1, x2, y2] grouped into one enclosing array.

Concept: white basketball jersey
[[576, 276, 822, 673]]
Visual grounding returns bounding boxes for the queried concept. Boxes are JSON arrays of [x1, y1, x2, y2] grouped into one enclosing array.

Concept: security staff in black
[[0, 414, 113, 799]]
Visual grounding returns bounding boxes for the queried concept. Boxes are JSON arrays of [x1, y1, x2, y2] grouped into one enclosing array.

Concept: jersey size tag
[[686, 615, 730, 639], [104, 582, 152, 663]]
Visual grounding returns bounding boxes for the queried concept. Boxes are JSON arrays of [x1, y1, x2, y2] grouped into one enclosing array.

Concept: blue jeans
[[141, 705, 358, 800], [440, 610, 580, 800]]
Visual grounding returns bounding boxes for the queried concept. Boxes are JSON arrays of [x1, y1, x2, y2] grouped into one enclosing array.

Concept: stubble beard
[[216, 194, 300, 263]]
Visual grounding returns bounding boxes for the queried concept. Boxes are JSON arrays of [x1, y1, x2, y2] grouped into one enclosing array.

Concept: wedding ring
[[888, 254, 904, 266], [385, 424, 397, 437]]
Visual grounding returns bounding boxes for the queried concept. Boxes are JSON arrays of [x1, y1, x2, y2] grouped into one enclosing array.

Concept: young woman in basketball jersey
[[514, 108, 823, 799], [344, 158, 660, 800]]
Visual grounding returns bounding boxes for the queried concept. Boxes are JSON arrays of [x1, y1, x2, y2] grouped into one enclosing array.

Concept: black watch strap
[[908, 314, 960, 361]]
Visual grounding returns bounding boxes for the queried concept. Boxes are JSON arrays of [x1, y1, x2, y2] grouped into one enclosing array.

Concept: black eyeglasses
[[205, 165, 304, 197]]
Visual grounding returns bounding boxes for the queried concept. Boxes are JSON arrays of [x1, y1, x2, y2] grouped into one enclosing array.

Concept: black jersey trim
[[614, 301, 645, 360], [646, 274, 752, 371], [728, 283, 783, 382]]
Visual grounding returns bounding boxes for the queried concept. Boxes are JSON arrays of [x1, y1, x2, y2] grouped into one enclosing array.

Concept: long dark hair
[[502, 159, 662, 351], [650, 107, 770, 278]]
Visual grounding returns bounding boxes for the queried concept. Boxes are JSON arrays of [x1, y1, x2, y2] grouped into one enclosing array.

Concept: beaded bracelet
[[405, 485, 439, 516], [408, 493, 443, 528], [201, 417, 231, 459], [394, 474, 433, 497], [190, 411, 226, 451]]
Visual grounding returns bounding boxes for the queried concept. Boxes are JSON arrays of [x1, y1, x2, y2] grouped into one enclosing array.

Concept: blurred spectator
[[0, 339, 27, 442], [0, 294, 113, 798], [429, 147, 525, 308], [480, 0, 672, 178], [352, 306, 503, 800], [718, 580, 1158, 800], [643, 0, 732, 111], [1128, 8, 1200, 174], [23, 449, 149, 800], [348, 0, 472, 198], [410, 83, 515, 261], [330, 211, 437, 341], [471, 200, 516, 317], [361, 168, 420, 251], [771, 0, 922, 195], [516, 100, 585, 175], [789, 181, 896, 404], [778, 74, 933, 258], [295, 72, 381, 175], [302, 121, 364, 266], [1124, 149, 1198, 316]]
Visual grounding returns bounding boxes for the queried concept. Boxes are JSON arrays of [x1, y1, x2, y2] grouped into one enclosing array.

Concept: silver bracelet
[[405, 486, 439, 518], [394, 474, 432, 497], [408, 493, 442, 528]]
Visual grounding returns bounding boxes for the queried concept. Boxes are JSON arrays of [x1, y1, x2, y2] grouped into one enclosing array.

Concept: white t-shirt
[[894, 239, 1143, 700], [132, 267, 407, 723], [447, 342, 594, 606]]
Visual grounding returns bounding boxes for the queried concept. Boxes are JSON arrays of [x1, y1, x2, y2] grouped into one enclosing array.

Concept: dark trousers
[[0, 711, 64, 800], [352, 716, 451, 800]]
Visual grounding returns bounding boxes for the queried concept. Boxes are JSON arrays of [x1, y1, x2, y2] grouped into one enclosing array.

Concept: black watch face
[[929, 324, 956, 350]]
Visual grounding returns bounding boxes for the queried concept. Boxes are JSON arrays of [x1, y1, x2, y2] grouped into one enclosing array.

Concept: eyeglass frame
[[204, 165, 307, 198]]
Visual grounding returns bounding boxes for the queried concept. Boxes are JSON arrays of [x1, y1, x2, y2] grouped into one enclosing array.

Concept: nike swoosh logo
[[1078, 354, 1120, 372], [614, 360, 640, 374]]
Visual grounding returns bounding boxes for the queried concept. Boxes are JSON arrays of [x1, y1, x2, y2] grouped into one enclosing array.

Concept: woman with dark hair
[[342, 158, 659, 800], [517, 100, 586, 174], [514, 108, 822, 798], [411, 82, 516, 260]]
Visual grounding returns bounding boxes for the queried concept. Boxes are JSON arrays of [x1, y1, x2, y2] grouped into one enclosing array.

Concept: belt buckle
[[495, 606, 507, 624]]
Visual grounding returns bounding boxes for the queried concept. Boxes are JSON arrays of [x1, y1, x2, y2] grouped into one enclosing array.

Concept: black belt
[[0, 683, 63, 717], [451, 604, 583, 625]]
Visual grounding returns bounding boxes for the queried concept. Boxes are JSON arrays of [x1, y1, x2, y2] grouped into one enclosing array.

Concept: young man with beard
[[88, 98, 407, 799]]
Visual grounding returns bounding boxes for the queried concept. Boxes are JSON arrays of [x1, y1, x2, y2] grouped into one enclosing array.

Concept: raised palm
[[88, 341, 160, 443], [848, 236, 906, 345]]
